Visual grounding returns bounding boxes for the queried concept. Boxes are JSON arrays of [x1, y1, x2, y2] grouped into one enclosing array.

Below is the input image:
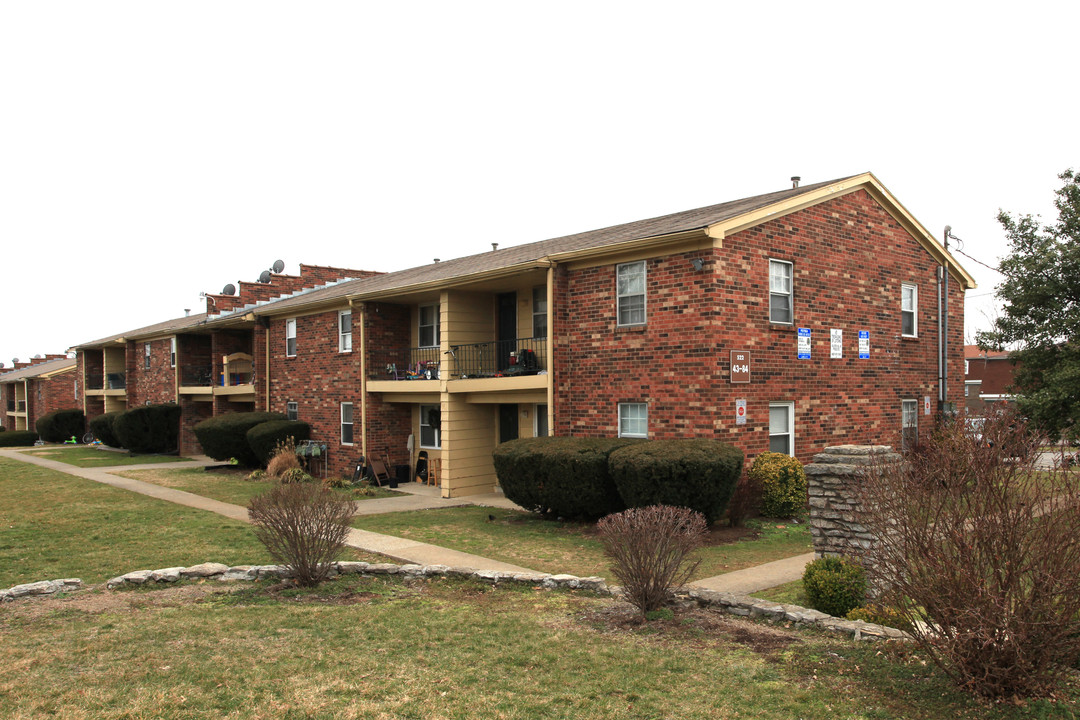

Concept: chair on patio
[[368, 457, 392, 486]]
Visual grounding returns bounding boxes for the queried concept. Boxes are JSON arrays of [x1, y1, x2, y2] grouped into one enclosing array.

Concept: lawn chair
[[368, 457, 392, 487]]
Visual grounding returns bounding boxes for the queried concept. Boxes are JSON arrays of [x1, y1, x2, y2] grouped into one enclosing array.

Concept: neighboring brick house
[[964, 345, 1018, 413], [57, 172, 973, 496], [0, 355, 78, 432]]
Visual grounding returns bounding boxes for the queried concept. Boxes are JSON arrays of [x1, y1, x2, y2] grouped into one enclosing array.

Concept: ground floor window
[[769, 402, 794, 456], [287, 401, 298, 421], [341, 402, 354, 445], [534, 404, 549, 437], [901, 399, 918, 451], [618, 402, 647, 438], [420, 404, 441, 448]]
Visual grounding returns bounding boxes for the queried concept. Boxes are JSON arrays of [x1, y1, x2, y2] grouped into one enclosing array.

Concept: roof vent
[[434, 258, 441, 263], [492, 243, 499, 251], [184, 308, 191, 317], [791, 176, 801, 189]]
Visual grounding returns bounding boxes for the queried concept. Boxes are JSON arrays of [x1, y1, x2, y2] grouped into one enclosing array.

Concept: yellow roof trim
[[706, 172, 976, 289]]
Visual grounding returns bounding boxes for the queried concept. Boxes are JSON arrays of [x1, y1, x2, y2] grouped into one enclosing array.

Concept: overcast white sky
[[2, 2, 1077, 365]]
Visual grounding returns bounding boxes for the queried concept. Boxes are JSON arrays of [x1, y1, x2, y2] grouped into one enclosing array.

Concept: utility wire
[[951, 244, 1003, 276]]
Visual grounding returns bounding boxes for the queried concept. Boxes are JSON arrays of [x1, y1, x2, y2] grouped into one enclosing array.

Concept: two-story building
[[0, 355, 78, 432]]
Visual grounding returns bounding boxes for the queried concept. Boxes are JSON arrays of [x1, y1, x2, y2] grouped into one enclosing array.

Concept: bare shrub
[[247, 482, 358, 587], [596, 505, 707, 616], [725, 470, 762, 527], [860, 409, 1080, 698], [266, 437, 300, 478]]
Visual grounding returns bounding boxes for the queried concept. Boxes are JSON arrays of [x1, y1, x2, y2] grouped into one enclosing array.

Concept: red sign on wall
[[730, 350, 750, 383]]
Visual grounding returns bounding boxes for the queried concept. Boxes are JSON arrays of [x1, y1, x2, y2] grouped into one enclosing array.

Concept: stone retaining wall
[[805, 444, 900, 561], [3, 560, 907, 642]]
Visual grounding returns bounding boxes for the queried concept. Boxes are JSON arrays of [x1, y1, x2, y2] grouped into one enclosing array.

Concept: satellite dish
[[12, 358, 19, 364], [0, 362, 5, 369], [222, 283, 236, 295], [258, 270, 272, 284], [34, 354, 43, 359], [271, 259, 285, 274]]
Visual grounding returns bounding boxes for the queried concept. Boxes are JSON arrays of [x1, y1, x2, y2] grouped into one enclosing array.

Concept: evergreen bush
[[35, 408, 85, 443], [749, 452, 807, 518], [246, 420, 311, 466], [492, 437, 640, 519], [609, 438, 743, 524], [0, 430, 38, 447], [89, 412, 123, 448], [113, 403, 181, 454], [193, 412, 286, 467], [802, 556, 867, 618]]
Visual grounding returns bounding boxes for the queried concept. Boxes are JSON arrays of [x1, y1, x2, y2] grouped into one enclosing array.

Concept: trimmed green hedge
[[493, 437, 642, 520], [609, 439, 744, 524], [194, 412, 287, 467], [35, 408, 85, 443], [803, 556, 867, 618], [0, 430, 39, 447], [114, 404, 181, 454], [89, 412, 123, 448], [749, 452, 808, 518], [247, 420, 312, 466]]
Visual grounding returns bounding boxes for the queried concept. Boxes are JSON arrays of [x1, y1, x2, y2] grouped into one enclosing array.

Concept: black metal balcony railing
[[86, 376, 104, 390], [6, 400, 15, 412], [370, 346, 442, 381], [443, 338, 547, 379], [106, 372, 126, 390], [180, 364, 214, 387], [16, 401, 26, 413]]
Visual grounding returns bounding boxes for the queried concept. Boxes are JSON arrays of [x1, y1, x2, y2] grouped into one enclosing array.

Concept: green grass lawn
[[118, 466, 405, 507], [19, 445, 188, 467], [0, 459, 378, 587], [352, 507, 812, 581], [1, 574, 1075, 719], [755, 579, 808, 606]]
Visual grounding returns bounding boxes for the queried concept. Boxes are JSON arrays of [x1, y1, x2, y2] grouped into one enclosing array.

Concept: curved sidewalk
[[0, 448, 536, 574]]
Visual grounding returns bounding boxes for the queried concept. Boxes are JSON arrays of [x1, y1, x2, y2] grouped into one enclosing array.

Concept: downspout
[[23, 379, 29, 431], [942, 233, 950, 415], [547, 262, 556, 433], [264, 321, 271, 411], [937, 266, 944, 414], [357, 301, 367, 462]]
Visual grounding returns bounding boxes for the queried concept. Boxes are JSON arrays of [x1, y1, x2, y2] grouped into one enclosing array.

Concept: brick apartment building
[[0, 355, 78, 432], [63, 172, 973, 497], [964, 345, 1017, 413]]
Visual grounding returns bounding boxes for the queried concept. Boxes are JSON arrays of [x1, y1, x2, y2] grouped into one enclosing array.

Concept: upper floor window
[[617, 261, 646, 326], [169, 338, 176, 368], [532, 286, 547, 338], [419, 305, 440, 348], [286, 318, 297, 357], [901, 284, 918, 337], [339, 310, 352, 353], [769, 259, 793, 324], [618, 402, 648, 438], [144, 343, 151, 369]]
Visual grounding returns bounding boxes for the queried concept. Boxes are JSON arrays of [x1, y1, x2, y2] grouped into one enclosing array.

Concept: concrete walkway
[[1, 446, 811, 592]]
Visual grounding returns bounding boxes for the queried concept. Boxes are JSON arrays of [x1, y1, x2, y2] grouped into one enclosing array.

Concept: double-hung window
[[419, 305, 440, 348], [901, 284, 918, 337], [769, 259, 793, 324], [618, 402, 648, 438], [340, 402, 354, 445], [285, 318, 297, 357], [420, 404, 440, 448], [769, 402, 794, 455], [144, 343, 151, 369], [617, 261, 646, 326], [532, 286, 547, 338], [901, 399, 918, 451], [287, 401, 298, 421], [169, 338, 176, 368], [339, 310, 352, 353]]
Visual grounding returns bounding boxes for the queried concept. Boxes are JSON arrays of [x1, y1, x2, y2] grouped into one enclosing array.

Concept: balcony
[[86, 376, 104, 390], [15, 401, 26, 413], [5, 400, 14, 412], [367, 339, 548, 395], [368, 346, 443, 381], [444, 338, 547, 379], [179, 364, 214, 387], [106, 373, 126, 390]]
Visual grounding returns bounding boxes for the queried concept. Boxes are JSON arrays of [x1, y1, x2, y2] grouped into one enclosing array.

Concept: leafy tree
[[977, 169, 1080, 441]]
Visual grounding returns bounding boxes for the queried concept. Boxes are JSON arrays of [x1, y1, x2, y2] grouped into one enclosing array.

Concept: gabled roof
[[0, 356, 76, 383], [965, 344, 1012, 361], [245, 172, 975, 316], [72, 312, 208, 351]]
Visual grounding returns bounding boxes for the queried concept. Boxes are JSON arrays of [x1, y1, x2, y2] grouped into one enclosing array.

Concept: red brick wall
[[553, 189, 966, 464], [128, 339, 177, 406], [32, 370, 81, 431], [362, 303, 412, 469]]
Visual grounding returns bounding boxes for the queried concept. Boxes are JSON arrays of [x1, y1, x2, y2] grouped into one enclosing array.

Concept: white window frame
[[769, 402, 795, 456], [769, 259, 793, 324], [532, 286, 547, 339], [418, 305, 440, 348], [169, 337, 176, 368], [338, 309, 353, 353], [286, 401, 298, 421], [144, 342, 152, 369], [901, 399, 918, 451], [616, 261, 646, 326], [285, 318, 297, 357], [340, 402, 354, 445], [618, 402, 648, 438], [534, 403, 549, 438], [901, 284, 918, 337], [420, 403, 441, 448]]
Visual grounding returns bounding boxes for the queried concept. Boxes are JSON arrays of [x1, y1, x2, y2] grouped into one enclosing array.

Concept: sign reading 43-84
[[730, 350, 751, 384]]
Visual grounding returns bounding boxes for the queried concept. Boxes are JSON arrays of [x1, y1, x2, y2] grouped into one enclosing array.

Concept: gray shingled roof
[[72, 312, 208, 350], [248, 176, 854, 316], [0, 356, 76, 383]]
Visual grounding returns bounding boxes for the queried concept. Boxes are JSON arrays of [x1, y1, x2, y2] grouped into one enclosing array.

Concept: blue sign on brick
[[797, 328, 811, 359], [858, 330, 870, 359]]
